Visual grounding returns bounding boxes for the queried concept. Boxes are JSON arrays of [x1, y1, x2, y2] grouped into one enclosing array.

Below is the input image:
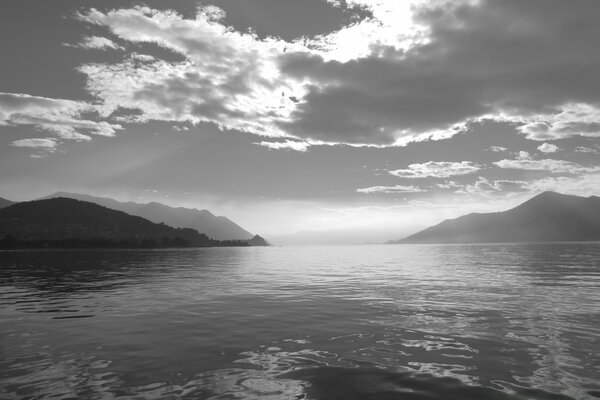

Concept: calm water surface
[[1, 244, 599, 399]]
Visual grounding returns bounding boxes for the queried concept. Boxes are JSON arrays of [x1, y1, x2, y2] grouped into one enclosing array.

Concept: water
[[1, 244, 599, 399]]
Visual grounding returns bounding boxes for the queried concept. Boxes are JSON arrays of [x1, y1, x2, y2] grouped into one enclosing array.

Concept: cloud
[[436, 180, 462, 189], [517, 104, 600, 141], [278, 0, 600, 144], [537, 143, 560, 153], [523, 172, 600, 196], [309, 0, 431, 62], [70, 1, 600, 147], [389, 161, 481, 179], [257, 140, 310, 152], [575, 145, 600, 155], [70, 35, 124, 50], [488, 146, 508, 153], [494, 157, 600, 174], [455, 177, 528, 195], [0, 92, 121, 143], [278, 50, 478, 145], [357, 184, 426, 194], [11, 138, 57, 149], [77, 6, 302, 138]]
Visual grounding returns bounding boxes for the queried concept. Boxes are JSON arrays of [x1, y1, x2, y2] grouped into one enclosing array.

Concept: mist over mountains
[[393, 191, 600, 244], [2, 191, 599, 247]]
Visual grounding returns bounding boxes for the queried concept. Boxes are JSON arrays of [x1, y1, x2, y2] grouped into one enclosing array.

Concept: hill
[[393, 191, 600, 244], [0, 198, 214, 248], [44, 192, 253, 241], [0, 197, 14, 209], [247, 235, 270, 246]]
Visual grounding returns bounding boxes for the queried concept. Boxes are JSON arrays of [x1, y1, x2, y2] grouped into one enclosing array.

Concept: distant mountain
[[44, 192, 253, 241], [134, 201, 253, 241], [247, 235, 270, 246], [270, 227, 412, 246], [392, 191, 600, 244], [0, 198, 214, 248], [0, 197, 14, 209]]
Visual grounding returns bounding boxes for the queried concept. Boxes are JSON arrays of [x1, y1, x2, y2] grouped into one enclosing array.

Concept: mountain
[[133, 201, 253, 241], [393, 191, 600, 244], [0, 197, 14, 209], [247, 235, 270, 246], [0, 198, 214, 248], [44, 192, 253, 241]]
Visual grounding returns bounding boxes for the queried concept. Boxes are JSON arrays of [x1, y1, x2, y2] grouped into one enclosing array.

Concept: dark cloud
[[279, 51, 489, 143], [279, 0, 600, 144], [211, 0, 372, 40]]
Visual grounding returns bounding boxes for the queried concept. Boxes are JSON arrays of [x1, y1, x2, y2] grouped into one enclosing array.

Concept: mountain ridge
[[0, 197, 14, 209], [392, 191, 600, 244], [0, 197, 214, 248], [43, 192, 254, 241]]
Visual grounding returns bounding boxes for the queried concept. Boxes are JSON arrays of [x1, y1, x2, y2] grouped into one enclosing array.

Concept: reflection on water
[[1, 244, 600, 399]]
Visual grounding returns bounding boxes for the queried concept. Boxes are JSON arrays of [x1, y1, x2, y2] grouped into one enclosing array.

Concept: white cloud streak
[[357, 184, 426, 194], [494, 158, 600, 174], [523, 172, 600, 197], [257, 140, 310, 152], [11, 138, 57, 149], [0, 92, 121, 144], [455, 177, 528, 196], [389, 161, 481, 179], [71, 35, 124, 50]]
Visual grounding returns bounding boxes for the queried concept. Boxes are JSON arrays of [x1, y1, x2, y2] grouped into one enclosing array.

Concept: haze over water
[[1, 244, 600, 399]]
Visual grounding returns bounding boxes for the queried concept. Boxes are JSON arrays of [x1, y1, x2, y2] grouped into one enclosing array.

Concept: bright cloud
[[494, 158, 600, 174], [357, 184, 426, 194], [523, 172, 600, 197], [389, 161, 481, 179], [11, 138, 57, 149], [455, 177, 528, 196], [436, 181, 462, 189], [72, 35, 124, 50], [257, 140, 310, 152], [78, 6, 303, 138], [312, 0, 431, 62], [537, 143, 560, 153], [517, 104, 600, 141], [0, 92, 121, 142]]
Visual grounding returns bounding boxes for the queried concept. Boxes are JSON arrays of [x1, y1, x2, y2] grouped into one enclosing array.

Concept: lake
[[1, 244, 599, 399]]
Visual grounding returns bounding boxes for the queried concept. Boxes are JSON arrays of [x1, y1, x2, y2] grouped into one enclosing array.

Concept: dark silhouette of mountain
[[392, 191, 600, 244], [247, 235, 270, 246], [44, 192, 253, 241], [0, 197, 14, 209], [0, 198, 214, 248]]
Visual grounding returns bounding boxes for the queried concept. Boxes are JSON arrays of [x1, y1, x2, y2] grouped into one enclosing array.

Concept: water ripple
[[1, 244, 600, 399]]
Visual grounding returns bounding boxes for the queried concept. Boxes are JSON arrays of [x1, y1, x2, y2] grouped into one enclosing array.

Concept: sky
[[1, 0, 600, 242]]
